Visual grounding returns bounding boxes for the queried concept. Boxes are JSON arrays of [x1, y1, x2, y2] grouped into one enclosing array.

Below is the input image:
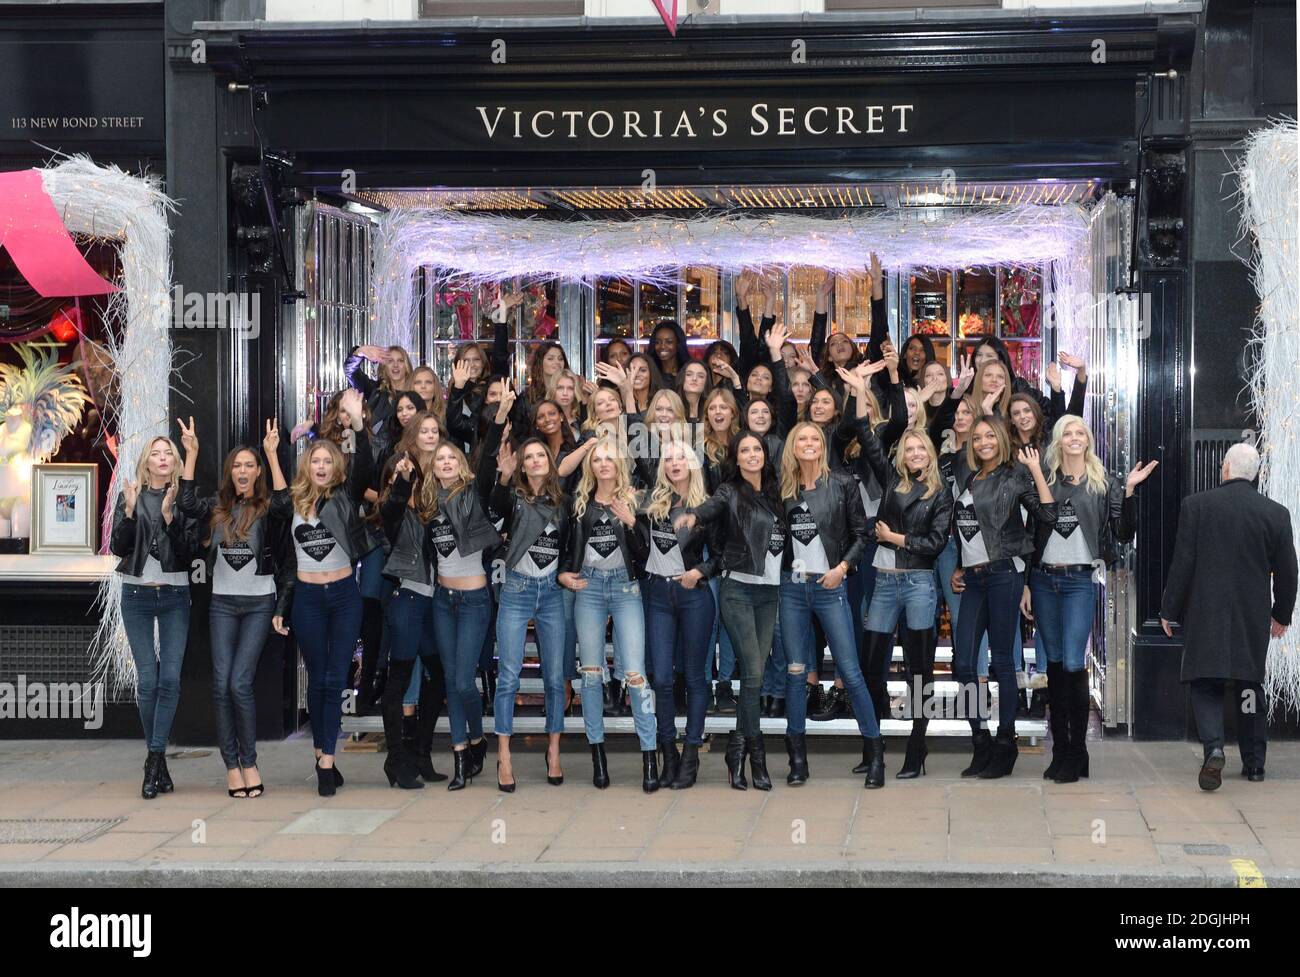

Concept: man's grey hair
[[1223, 442, 1261, 482]]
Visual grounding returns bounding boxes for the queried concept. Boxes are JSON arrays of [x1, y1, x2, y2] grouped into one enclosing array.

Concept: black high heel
[[724, 731, 748, 791], [671, 743, 700, 790], [497, 759, 516, 793], [590, 743, 610, 789], [545, 744, 564, 786], [467, 738, 488, 778], [141, 752, 162, 801], [384, 756, 425, 790], [641, 750, 660, 794], [155, 755, 175, 794], [746, 735, 773, 791], [447, 749, 471, 791]]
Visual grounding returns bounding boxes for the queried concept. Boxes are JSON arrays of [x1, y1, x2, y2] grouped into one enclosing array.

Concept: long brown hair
[[373, 451, 435, 524], [971, 361, 1012, 417], [1008, 392, 1047, 448], [318, 390, 373, 445], [510, 437, 566, 509], [429, 442, 474, 515], [702, 387, 740, 467], [208, 446, 269, 545]]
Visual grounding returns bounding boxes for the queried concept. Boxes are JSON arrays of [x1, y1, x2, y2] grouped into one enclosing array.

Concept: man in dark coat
[[1160, 443, 1297, 790]]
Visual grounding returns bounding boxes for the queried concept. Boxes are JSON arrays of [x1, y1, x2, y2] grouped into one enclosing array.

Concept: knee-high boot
[[1043, 661, 1068, 780], [1054, 669, 1091, 783], [358, 597, 385, 713], [382, 660, 423, 789], [898, 627, 936, 779], [415, 662, 448, 783]]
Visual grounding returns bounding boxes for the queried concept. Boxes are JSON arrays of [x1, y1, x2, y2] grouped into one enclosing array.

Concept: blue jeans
[[849, 539, 877, 679], [356, 545, 387, 600], [575, 566, 656, 751], [291, 577, 363, 754], [952, 563, 1022, 733], [121, 583, 191, 753], [433, 585, 491, 746], [494, 570, 567, 736], [562, 586, 580, 681], [643, 574, 715, 745], [709, 574, 737, 682], [938, 537, 1021, 676], [209, 592, 274, 769], [403, 659, 425, 708], [1028, 567, 1095, 672], [865, 570, 938, 632], [779, 574, 880, 738]]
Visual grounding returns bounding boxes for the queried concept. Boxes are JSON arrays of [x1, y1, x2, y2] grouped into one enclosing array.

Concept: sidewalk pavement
[[0, 736, 1296, 887]]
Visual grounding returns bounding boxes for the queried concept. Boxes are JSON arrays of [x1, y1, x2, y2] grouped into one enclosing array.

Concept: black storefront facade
[[10, 0, 1282, 746]]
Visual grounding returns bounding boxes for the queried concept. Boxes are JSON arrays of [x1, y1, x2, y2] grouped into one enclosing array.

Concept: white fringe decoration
[[1237, 117, 1300, 719], [38, 156, 177, 700], [373, 203, 1092, 348]]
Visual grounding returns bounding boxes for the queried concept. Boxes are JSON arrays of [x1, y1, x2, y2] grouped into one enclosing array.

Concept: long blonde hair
[[582, 387, 624, 434], [573, 435, 638, 519], [410, 366, 445, 422], [894, 430, 942, 499], [1045, 414, 1108, 494], [702, 387, 740, 467], [646, 439, 707, 522], [904, 386, 929, 434], [971, 361, 1012, 417], [779, 422, 831, 501], [429, 442, 474, 515], [134, 436, 182, 494], [379, 345, 415, 396], [291, 439, 347, 518]]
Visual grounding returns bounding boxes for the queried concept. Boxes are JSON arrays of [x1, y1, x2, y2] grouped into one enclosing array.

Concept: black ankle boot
[[590, 743, 610, 788], [642, 750, 660, 793], [1043, 662, 1067, 780], [852, 740, 872, 774], [978, 729, 1019, 779], [784, 733, 809, 786], [658, 739, 680, 789], [812, 685, 849, 721], [897, 722, 929, 779], [604, 679, 623, 718], [863, 737, 886, 789], [746, 734, 773, 791], [447, 749, 471, 791], [672, 743, 700, 789], [724, 731, 748, 790], [805, 682, 824, 717], [714, 682, 737, 715], [384, 754, 425, 790], [467, 738, 488, 778], [155, 753, 174, 794], [961, 729, 993, 778], [141, 752, 163, 800]]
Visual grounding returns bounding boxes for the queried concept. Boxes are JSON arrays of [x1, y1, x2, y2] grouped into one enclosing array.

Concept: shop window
[[832, 268, 875, 339]]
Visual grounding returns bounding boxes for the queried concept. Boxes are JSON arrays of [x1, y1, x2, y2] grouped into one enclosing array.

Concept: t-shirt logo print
[[220, 540, 255, 571], [294, 522, 337, 562], [588, 514, 619, 558], [1054, 499, 1080, 539], [790, 504, 818, 546], [767, 527, 786, 557], [955, 502, 980, 542], [431, 516, 458, 558], [651, 524, 677, 555], [529, 524, 560, 571]]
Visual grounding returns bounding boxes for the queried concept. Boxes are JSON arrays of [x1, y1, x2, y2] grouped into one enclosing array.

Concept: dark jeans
[[209, 592, 274, 768], [644, 574, 716, 746], [291, 577, 363, 754], [1028, 567, 1095, 672], [433, 585, 492, 746], [718, 577, 779, 738], [121, 583, 191, 753], [952, 562, 1022, 734], [1190, 678, 1268, 768], [780, 573, 881, 739]]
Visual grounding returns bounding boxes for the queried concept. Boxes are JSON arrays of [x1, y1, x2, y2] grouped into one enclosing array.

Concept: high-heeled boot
[[784, 733, 809, 786], [1054, 669, 1091, 783], [746, 734, 773, 791], [642, 750, 661, 793], [658, 738, 680, 790], [961, 729, 993, 777], [467, 738, 488, 778], [415, 666, 448, 783], [978, 729, 1019, 779], [141, 751, 163, 800], [446, 748, 471, 791], [724, 731, 748, 791], [897, 719, 929, 779], [897, 627, 935, 779], [590, 743, 610, 789], [1043, 661, 1068, 780], [382, 660, 418, 780], [863, 737, 886, 789], [862, 629, 894, 723], [357, 597, 384, 713], [672, 743, 700, 789], [155, 754, 175, 794]]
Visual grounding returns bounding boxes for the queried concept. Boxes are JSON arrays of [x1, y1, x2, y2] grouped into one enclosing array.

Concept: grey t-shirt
[[1042, 478, 1100, 566], [291, 512, 352, 573], [582, 504, 626, 571], [516, 520, 561, 578], [646, 508, 687, 578], [956, 486, 1024, 573], [213, 522, 276, 596], [788, 501, 830, 575]]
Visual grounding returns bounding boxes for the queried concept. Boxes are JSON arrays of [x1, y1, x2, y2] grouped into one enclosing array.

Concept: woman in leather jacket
[[490, 434, 573, 792], [677, 431, 786, 791], [1024, 415, 1156, 783], [776, 422, 880, 789], [949, 416, 1057, 780], [422, 399, 507, 790], [373, 452, 448, 792], [177, 417, 291, 799], [285, 387, 375, 796], [560, 436, 659, 792], [859, 426, 955, 780], [638, 439, 718, 791], [111, 434, 201, 800]]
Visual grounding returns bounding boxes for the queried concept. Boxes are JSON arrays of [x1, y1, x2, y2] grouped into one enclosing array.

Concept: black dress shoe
[[1198, 748, 1226, 791]]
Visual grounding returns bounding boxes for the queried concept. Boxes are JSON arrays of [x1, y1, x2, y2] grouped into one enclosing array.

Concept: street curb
[[2, 860, 1295, 887]]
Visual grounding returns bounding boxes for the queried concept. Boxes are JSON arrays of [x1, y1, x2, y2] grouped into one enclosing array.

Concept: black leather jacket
[[689, 480, 784, 579], [956, 462, 1058, 563], [562, 496, 651, 576], [1029, 473, 1136, 569], [378, 480, 434, 586], [841, 376, 907, 504], [178, 481, 296, 617], [490, 483, 573, 573], [295, 429, 377, 569], [110, 485, 200, 579], [781, 470, 869, 573], [858, 426, 955, 570], [636, 498, 719, 579]]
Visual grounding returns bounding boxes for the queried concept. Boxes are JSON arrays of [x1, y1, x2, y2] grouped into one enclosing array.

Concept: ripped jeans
[[574, 565, 656, 751]]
